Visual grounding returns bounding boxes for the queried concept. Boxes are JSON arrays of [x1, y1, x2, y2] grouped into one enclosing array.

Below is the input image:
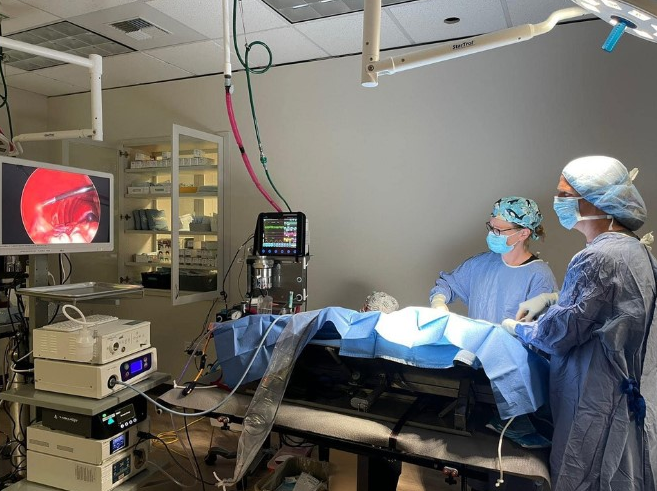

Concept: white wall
[[0, 86, 51, 163], [46, 19, 657, 373]]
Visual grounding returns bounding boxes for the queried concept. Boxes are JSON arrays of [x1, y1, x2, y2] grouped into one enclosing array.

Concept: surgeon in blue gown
[[510, 156, 657, 491], [430, 196, 558, 322]]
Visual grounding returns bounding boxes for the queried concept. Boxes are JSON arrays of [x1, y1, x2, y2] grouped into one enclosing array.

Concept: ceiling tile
[[235, 27, 329, 66], [6, 71, 82, 96], [505, 0, 577, 25], [20, 0, 142, 19], [295, 10, 410, 56], [145, 40, 225, 75], [387, 0, 508, 44], [32, 63, 96, 89], [0, 0, 59, 35], [223, 0, 290, 32], [148, 0, 288, 39], [101, 51, 193, 88], [3, 65, 27, 76], [68, 2, 206, 51]]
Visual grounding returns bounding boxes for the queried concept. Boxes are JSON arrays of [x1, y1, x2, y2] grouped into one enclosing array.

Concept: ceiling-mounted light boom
[[361, 3, 587, 87], [0, 36, 103, 152]]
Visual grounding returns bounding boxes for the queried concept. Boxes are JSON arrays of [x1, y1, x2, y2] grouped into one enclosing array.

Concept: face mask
[[486, 230, 521, 254], [553, 196, 612, 230]]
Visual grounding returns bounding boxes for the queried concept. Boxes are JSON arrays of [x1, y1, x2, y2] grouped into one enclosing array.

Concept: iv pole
[[361, 3, 588, 87]]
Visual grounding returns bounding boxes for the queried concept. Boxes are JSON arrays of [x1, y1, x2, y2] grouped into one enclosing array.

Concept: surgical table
[[160, 308, 552, 489]]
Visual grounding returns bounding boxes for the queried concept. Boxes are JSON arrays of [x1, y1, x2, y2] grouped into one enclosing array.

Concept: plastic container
[[255, 457, 330, 491], [140, 271, 171, 289]]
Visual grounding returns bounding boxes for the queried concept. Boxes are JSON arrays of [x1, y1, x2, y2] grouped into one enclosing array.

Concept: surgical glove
[[501, 318, 518, 336], [430, 294, 449, 312], [515, 292, 559, 322]]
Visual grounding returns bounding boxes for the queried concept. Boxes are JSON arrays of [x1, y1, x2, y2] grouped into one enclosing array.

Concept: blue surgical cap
[[491, 196, 543, 240], [562, 156, 647, 231]]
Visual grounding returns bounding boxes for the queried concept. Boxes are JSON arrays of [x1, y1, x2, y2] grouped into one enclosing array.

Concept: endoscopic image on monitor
[[0, 158, 113, 254], [20, 168, 101, 244]]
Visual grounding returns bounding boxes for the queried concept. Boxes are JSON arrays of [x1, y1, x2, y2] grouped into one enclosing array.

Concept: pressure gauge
[[229, 310, 243, 320]]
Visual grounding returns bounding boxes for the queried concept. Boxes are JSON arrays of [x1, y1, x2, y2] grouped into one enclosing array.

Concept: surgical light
[[572, 0, 657, 45], [602, 0, 623, 10]]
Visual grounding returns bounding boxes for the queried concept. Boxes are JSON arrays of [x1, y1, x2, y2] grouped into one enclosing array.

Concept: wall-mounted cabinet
[[119, 125, 230, 305]]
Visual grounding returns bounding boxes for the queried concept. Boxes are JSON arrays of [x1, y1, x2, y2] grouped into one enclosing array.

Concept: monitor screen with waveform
[[254, 212, 308, 257]]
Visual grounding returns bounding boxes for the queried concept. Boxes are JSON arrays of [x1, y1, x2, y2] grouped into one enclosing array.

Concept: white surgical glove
[[500, 318, 518, 336], [430, 294, 449, 313], [515, 292, 559, 322]]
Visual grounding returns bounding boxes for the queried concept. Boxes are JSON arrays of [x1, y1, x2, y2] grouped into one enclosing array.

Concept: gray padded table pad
[[159, 388, 551, 487]]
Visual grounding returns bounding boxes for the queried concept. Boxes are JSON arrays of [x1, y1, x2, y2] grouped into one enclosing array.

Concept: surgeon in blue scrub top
[[509, 156, 657, 491], [430, 196, 558, 323]]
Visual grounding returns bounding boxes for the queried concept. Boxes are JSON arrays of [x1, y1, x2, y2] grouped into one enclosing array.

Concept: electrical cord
[[114, 316, 289, 417], [189, 233, 253, 350], [138, 432, 216, 487], [221, 233, 254, 309], [169, 411, 200, 481], [153, 416, 205, 457], [280, 434, 314, 448], [495, 416, 516, 487], [0, 22, 15, 145], [184, 410, 206, 491]]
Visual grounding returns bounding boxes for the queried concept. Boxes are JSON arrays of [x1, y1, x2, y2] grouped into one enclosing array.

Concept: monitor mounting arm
[[0, 36, 103, 153], [361, 3, 587, 87]]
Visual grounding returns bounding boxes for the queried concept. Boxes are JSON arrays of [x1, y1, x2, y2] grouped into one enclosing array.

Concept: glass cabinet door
[[171, 125, 229, 306]]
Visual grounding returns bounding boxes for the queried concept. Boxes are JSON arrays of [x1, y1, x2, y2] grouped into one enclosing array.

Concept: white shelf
[[4, 466, 158, 491], [125, 262, 217, 271], [0, 373, 170, 416], [125, 165, 217, 174], [124, 230, 215, 236], [124, 192, 217, 199]]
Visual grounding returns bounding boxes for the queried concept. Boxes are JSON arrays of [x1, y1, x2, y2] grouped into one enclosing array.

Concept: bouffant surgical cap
[[491, 196, 543, 240], [562, 156, 647, 231], [363, 291, 399, 314]]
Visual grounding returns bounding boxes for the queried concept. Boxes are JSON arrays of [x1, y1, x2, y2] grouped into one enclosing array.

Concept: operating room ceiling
[[0, 0, 581, 96]]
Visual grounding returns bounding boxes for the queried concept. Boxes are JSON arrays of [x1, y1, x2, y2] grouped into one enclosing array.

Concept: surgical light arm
[[0, 36, 102, 149], [361, 3, 587, 87]]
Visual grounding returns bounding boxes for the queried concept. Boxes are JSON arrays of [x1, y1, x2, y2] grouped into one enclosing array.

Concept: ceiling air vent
[[109, 18, 170, 41]]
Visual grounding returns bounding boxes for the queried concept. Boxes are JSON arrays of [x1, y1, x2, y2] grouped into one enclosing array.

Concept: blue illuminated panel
[[120, 353, 151, 382], [110, 433, 128, 454]]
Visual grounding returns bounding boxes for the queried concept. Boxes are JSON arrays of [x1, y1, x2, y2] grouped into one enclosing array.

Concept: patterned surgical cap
[[491, 196, 543, 240]]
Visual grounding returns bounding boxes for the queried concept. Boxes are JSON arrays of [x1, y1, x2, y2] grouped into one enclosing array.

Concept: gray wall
[[45, 19, 657, 374]]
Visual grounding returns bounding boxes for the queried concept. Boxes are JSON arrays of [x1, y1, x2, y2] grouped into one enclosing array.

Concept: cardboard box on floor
[[255, 457, 331, 491]]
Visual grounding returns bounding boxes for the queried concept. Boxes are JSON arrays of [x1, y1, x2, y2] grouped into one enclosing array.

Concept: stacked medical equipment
[[29, 316, 155, 491], [245, 212, 310, 315], [33, 317, 156, 398]]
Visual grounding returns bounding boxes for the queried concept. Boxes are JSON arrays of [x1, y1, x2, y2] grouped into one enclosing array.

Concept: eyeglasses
[[485, 222, 521, 236]]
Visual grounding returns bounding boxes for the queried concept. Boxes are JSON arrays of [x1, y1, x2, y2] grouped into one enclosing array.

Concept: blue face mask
[[486, 230, 521, 255], [553, 197, 581, 230], [553, 196, 612, 230]]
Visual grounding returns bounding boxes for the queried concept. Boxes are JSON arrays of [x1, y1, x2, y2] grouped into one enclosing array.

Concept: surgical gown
[[516, 233, 657, 491], [430, 252, 558, 323]]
